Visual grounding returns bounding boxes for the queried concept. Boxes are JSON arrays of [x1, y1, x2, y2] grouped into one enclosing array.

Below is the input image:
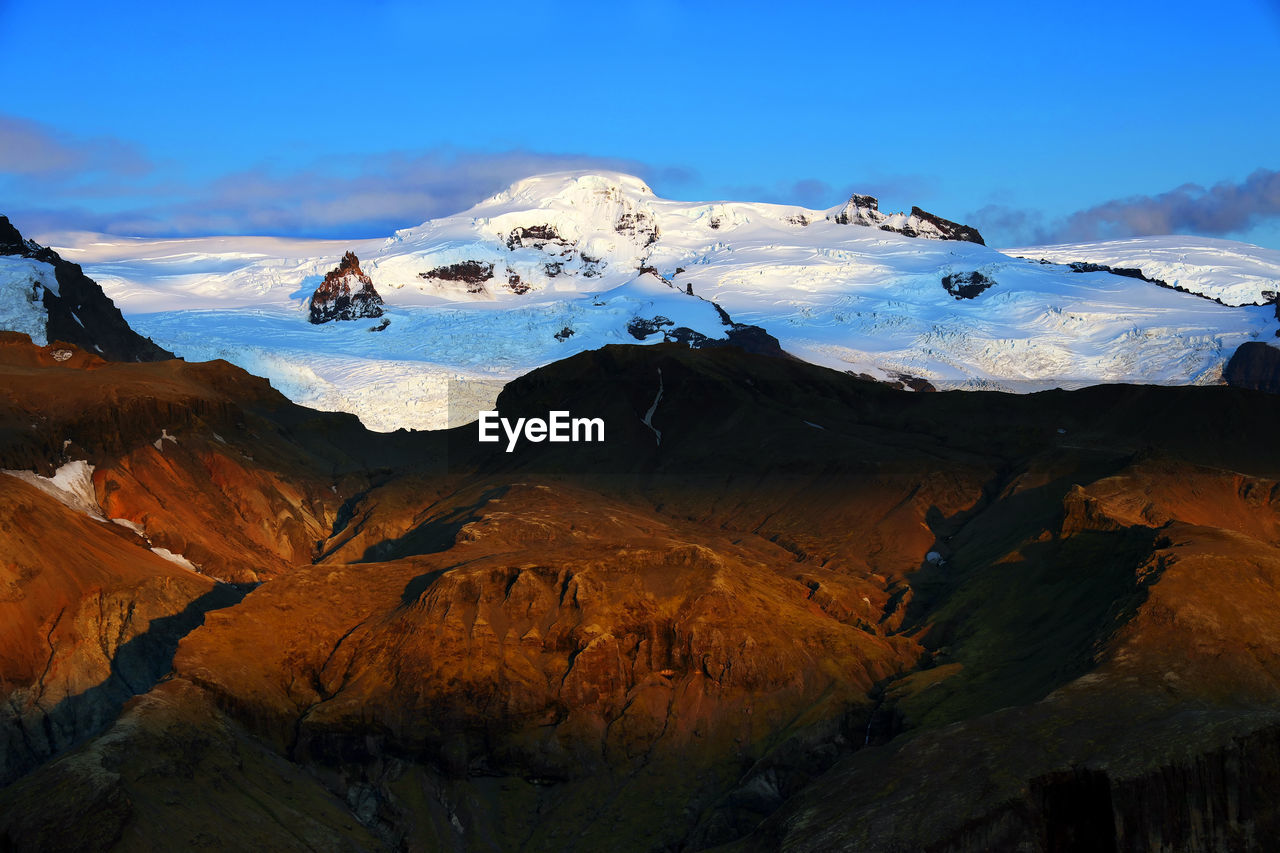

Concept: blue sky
[[2, 0, 1279, 247]]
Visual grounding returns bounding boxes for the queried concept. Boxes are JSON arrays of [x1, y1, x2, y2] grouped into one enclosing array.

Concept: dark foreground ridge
[[3, 336, 1280, 851], [1224, 340, 1280, 393]]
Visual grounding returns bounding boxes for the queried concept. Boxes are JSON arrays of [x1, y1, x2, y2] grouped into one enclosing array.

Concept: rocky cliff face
[[308, 252, 385, 323], [0, 215, 173, 361], [831, 193, 985, 244]]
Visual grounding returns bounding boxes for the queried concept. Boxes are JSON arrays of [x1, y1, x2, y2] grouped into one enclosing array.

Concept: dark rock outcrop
[[1068, 261, 1150, 280], [418, 260, 494, 285], [309, 252, 385, 323], [616, 209, 659, 246], [506, 272, 530, 294], [902, 206, 985, 244], [831, 195, 985, 245], [580, 254, 605, 278], [1224, 341, 1280, 393], [942, 271, 997, 299], [627, 315, 674, 339], [0, 215, 173, 361], [505, 224, 568, 251], [627, 303, 788, 359]]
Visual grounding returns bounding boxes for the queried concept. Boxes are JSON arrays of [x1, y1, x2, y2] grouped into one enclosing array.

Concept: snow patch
[[112, 517, 147, 536], [2, 460, 105, 521], [150, 547, 201, 573]]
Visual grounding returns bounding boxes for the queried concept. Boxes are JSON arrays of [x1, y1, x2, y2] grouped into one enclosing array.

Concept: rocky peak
[[0, 215, 173, 361], [308, 252, 385, 324], [831, 194, 985, 245], [0, 216, 38, 256]]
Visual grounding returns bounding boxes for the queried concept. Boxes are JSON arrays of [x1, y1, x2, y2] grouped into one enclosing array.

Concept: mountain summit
[[308, 251, 385, 324], [0, 215, 172, 361], [34, 173, 1280, 430]]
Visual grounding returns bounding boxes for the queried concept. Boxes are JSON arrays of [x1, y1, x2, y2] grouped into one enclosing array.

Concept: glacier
[[38, 171, 1279, 431]]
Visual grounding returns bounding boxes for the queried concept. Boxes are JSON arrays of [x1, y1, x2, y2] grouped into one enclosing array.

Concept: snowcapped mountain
[[37, 171, 1280, 430]]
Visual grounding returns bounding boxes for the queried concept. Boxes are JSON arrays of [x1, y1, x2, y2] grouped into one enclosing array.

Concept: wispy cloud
[[1, 116, 697, 238], [723, 174, 941, 211], [973, 168, 1280, 245], [0, 116, 151, 180]]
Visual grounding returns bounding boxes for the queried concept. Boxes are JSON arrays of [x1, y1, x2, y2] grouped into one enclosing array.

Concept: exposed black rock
[[505, 225, 568, 251], [543, 262, 563, 277], [638, 266, 673, 286], [831, 194, 985, 245], [580, 254, 605, 278], [368, 319, 391, 333], [663, 327, 711, 347], [0, 215, 173, 362], [627, 316, 674, 339], [833, 194, 880, 225], [506, 273, 530, 295], [554, 327, 575, 342], [888, 371, 938, 392], [1068, 261, 1149, 279], [310, 253, 385, 323], [1223, 341, 1280, 393], [942, 271, 997, 299], [418, 261, 493, 294], [716, 324, 787, 358], [628, 301, 788, 359], [901, 206, 986, 244], [616, 210, 659, 246]]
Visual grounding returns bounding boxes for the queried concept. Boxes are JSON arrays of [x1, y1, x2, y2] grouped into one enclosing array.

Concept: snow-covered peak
[[481, 171, 656, 208], [829, 192, 986, 244], [34, 176, 1280, 432]]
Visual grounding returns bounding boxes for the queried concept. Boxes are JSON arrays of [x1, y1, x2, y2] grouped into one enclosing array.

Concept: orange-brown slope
[[171, 479, 920, 850], [6, 342, 1280, 851], [0, 331, 436, 582], [0, 332, 436, 786], [0, 474, 235, 786], [738, 456, 1280, 852]]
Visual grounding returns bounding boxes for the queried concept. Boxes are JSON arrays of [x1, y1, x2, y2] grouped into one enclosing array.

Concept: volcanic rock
[[0, 215, 173, 361], [1223, 341, 1280, 393], [308, 252, 384, 323], [5, 339, 1280, 851], [505, 224, 569, 250], [942, 270, 996, 299], [831, 194, 985, 244]]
